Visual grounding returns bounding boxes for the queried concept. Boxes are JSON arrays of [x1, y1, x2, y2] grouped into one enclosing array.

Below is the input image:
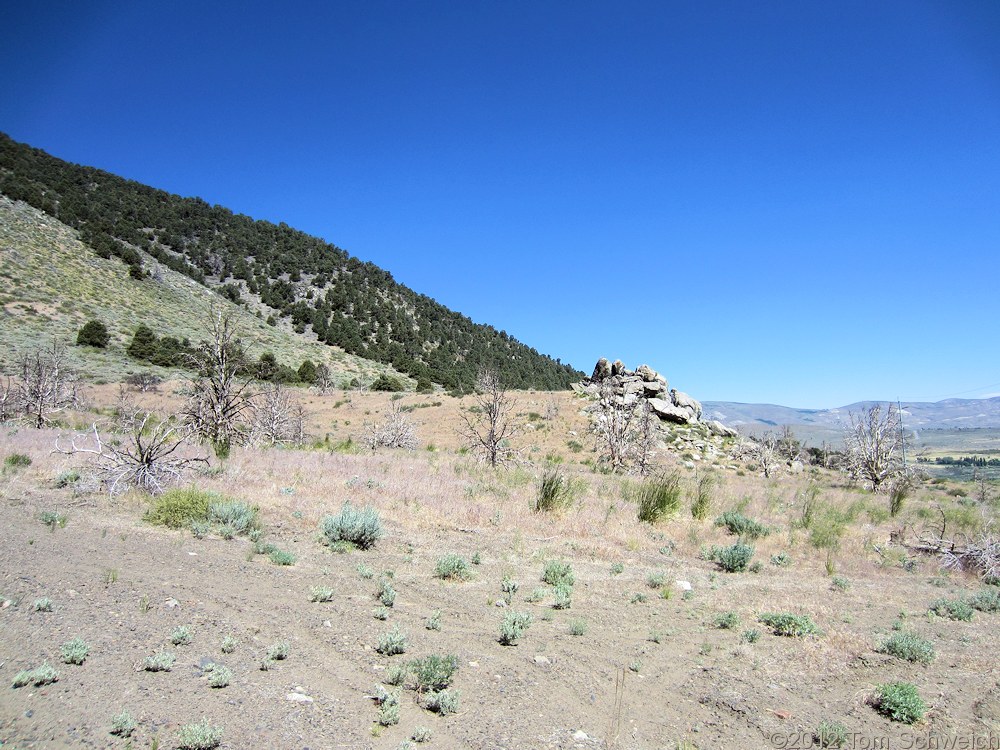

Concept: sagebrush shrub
[[714, 612, 740, 630], [60, 637, 90, 665], [376, 578, 396, 607], [568, 619, 587, 636], [266, 640, 290, 660], [310, 586, 334, 603], [499, 611, 532, 645], [970, 588, 1000, 613], [177, 718, 223, 750], [33, 597, 53, 612], [207, 499, 259, 536], [714, 510, 770, 540], [376, 625, 409, 655], [319, 502, 383, 550], [541, 560, 575, 587], [268, 548, 296, 566], [552, 583, 573, 609], [423, 688, 460, 715], [816, 720, 848, 748], [4, 453, 32, 468], [207, 665, 233, 688], [110, 709, 137, 737], [410, 654, 458, 691], [144, 650, 176, 672], [715, 543, 755, 573], [435, 553, 471, 581], [171, 625, 193, 645]]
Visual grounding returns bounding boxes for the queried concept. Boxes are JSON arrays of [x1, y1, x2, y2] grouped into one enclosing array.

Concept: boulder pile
[[574, 357, 736, 438]]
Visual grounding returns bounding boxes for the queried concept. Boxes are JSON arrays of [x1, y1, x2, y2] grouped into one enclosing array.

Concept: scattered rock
[[164, 598, 179, 609], [572, 729, 591, 741], [533, 655, 551, 665], [287, 692, 314, 703], [591, 358, 611, 381], [675, 580, 692, 591]]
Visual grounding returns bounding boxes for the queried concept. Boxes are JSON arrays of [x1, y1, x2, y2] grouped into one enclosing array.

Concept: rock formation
[[575, 358, 728, 430]]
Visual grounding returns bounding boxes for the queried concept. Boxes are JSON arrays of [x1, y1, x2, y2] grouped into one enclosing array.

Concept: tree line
[[0, 133, 583, 392]]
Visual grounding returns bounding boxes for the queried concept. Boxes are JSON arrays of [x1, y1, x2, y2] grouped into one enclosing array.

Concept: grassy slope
[[0, 195, 403, 384]]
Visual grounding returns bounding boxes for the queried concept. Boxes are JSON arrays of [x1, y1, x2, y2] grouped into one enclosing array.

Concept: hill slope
[[0, 194, 398, 384], [0, 133, 583, 391]]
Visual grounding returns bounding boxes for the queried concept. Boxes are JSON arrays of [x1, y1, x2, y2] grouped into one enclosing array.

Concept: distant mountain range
[[703, 396, 1000, 432]]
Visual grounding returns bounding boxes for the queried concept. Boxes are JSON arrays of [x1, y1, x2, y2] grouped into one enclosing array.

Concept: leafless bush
[[941, 532, 1000, 582], [459, 369, 520, 467], [11, 342, 79, 428], [247, 384, 306, 447], [744, 432, 780, 478], [364, 404, 418, 451], [55, 411, 206, 496], [0, 374, 15, 423], [592, 381, 656, 474], [313, 364, 335, 395], [125, 372, 162, 393], [182, 307, 255, 454], [844, 403, 905, 491]]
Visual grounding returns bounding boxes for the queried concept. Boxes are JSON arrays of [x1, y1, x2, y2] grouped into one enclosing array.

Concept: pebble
[[573, 730, 590, 741], [165, 598, 179, 608], [533, 655, 550, 665], [675, 580, 692, 591], [287, 693, 314, 703], [323, 621, 332, 628]]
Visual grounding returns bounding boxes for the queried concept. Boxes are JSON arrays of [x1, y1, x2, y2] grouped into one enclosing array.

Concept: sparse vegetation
[[410, 654, 458, 692], [143, 650, 176, 672], [110, 709, 137, 738], [12, 662, 59, 688], [541, 560, 575, 588], [310, 586, 335, 602], [711, 543, 755, 573], [171, 625, 193, 645], [928, 596, 974, 621], [376, 625, 409, 655], [714, 510, 770, 540]]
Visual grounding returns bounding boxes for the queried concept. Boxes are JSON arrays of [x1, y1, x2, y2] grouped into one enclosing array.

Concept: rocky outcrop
[[580, 358, 704, 427]]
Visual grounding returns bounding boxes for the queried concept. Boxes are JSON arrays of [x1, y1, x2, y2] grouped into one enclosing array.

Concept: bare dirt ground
[[2, 388, 999, 750]]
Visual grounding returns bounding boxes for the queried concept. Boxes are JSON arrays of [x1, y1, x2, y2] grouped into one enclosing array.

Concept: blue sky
[[2, 1, 999, 407]]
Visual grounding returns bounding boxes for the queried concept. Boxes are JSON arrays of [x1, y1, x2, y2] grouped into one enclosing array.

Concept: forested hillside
[[0, 133, 582, 391]]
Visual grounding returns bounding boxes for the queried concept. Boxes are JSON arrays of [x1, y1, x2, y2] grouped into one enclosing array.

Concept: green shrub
[[268, 548, 297, 566], [501, 576, 519, 604], [33, 597, 53, 612], [499, 611, 533, 645], [970, 588, 1000, 613], [376, 625, 409, 655], [39, 510, 67, 529], [60, 637, 90, 665], [873, 682, 926, 724], [220, 636, 238, 654], [759, 612, 820, 637], [741, 628, 760, 644], [770, 552, 792, 567], [610, 562, 624, 576], [435, 553, 471, 581], [177, 718, 223, 749], [4, 453, 32, 468], [526, 587, 546, 603], [568, 619, 587, 636], [110, 709, 137, 737], [145, 487, 214, 529], [375, 686, 400, 726], [535, 469, 574, 512], [411, 726, 433, 742], [12, 662, 59, 688], [541, 560, 575, 588], [646, 571, 666, 588], [714, 510, 770, 540], [877, 631, 935, 664], [77, 319, 110, 348], [636, 473, 682, 524], [714, 612, 740, 630], [319, 502, 383, 550], [831, 575, 850, 591], [928, 597, 974, 621], [714, 543, 755, 573], [816, 720, 849, 748], [425, 610, 442, 631], [54, 469, 81, 488], [386, 664, 409, 686]]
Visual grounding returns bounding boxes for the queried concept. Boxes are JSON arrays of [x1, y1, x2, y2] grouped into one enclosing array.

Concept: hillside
[[0, 133, 583, 392], [0, 195, 398, 385]]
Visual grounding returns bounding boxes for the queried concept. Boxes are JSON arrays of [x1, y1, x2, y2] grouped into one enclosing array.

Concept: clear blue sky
[[3, 1, 999, 407]]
